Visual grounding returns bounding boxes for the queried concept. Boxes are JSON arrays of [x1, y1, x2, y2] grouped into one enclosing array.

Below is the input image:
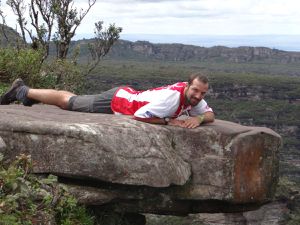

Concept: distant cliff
[[1, 23, 300, 64], [102, 40, 300, 63]]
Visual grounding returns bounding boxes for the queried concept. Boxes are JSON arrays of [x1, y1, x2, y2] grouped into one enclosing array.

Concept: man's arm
[[133, 116, 167, 125], [133, 116, 185, 126], [170, 111, 215, 129], [133, 111, 214, 128]]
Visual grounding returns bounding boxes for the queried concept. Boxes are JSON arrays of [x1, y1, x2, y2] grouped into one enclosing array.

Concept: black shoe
[[23, 98, 39, 107], [0, 78, 25, 105]]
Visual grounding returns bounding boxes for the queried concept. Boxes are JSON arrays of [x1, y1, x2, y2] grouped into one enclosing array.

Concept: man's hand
[[168, 118, 185, 127], [169, 115, 207, 129], [168, 117, 200, 129], [180, 117, 202, 129]]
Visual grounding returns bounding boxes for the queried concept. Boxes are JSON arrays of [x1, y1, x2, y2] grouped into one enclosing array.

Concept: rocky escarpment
[[0, 105, 281, 221], [105, 40, 300, 64]]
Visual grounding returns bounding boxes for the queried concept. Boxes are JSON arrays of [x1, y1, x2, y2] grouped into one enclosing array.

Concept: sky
[[2, 0, 300, 50]]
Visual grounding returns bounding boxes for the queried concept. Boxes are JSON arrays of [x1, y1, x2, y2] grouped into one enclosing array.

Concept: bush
[[0, 48, 43, 86], [42, 59, 84, 94], [0, 153, 95, 224], [0, 47, 85, 93], [0, 83, 8, 96]]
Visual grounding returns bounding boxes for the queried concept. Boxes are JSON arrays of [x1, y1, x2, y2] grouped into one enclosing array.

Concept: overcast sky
[[79, 0, 300, 36], [2, 0, 300, 48], [2, 0, 300, 36]]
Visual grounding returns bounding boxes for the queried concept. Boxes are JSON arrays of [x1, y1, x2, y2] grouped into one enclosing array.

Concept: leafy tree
[[6, 0, 121, 63], [7, 0, 95, 60], [51, 0, 96, 59], [3, 0, 122, 89], [86, 21, 122, 75]]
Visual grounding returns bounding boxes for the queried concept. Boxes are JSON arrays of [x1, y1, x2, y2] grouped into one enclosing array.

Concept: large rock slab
[[0, 105, 281, 214], [0, 105, 190, 187]]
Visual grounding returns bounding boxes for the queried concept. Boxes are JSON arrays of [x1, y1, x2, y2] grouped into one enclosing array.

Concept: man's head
[[184, 73, 209, 106]]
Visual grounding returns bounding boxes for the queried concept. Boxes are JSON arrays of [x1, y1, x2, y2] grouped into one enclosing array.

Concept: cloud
[[3, 0, 300, 37]]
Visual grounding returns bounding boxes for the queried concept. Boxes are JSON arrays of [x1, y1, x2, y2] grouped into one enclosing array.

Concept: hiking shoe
[[0, 78, 25, 105], [23, 98, 39, 107]]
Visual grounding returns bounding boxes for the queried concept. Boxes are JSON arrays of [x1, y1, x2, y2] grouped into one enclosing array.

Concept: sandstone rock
[[146, 201, 288, 225], [0, 105, 190, 188], [0, 105, 281, 214], [189, 201, 288, 225]]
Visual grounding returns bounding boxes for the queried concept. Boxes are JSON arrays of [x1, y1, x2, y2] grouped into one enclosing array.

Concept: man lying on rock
[[0, 73, 214, 128]]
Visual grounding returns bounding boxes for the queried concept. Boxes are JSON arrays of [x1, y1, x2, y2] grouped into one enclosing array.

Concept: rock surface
[[0, 105, 282, 214], [189, 201, 288, 225], [146, 201, 288, 225]]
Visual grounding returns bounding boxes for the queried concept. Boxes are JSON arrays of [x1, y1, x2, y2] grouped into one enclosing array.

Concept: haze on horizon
[[2, 0, 300, 51]]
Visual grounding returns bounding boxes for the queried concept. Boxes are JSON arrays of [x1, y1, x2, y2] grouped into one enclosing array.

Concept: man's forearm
[[133, 112, 214, 127], [201, 112, 215, 123], [133, 116, 167, 125]]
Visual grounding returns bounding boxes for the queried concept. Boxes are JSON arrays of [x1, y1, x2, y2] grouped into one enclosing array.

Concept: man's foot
[[23, 98, 39, 107], [0, 78, 25, 105]]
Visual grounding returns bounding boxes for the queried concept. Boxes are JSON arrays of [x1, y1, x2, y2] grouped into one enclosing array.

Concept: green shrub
[[0, 47, 84, 93], [0, 83, 8, 96], [0, 154, 95, 224], [276, 177, 300, 225], [0, 48, 43, 86], [42, 59, 84, 94]]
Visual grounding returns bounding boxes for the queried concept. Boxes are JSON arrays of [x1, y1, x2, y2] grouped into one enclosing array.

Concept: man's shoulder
[[167, 82, 187, 91]]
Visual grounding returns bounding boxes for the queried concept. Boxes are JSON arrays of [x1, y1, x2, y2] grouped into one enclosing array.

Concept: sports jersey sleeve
[[189, 99, 213, 116], [134, 89, 180, 118]]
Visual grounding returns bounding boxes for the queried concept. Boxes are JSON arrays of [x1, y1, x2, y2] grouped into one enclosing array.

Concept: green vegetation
[[0, 47, 87, 93], [209, 99, 300, 126], [86, 59, 300, 85], [0, 83, 8, 96], [0, 48, 43, 86], [0, 154, 95, 224], [276, 177, 300, 225]]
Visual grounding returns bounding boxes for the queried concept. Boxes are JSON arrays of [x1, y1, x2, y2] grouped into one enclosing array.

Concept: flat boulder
[[0, 105, 281, 214]]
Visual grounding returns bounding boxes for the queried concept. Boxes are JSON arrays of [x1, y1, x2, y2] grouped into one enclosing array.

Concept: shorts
[[67, 87, 119, 113]]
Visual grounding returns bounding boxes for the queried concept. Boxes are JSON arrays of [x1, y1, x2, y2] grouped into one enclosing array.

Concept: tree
[[6, 0, 120, 61], [86, 21, 122, 75], [6, 0, 27, 45], [4, 0, 122, 89], [51, 0, 96, 59]]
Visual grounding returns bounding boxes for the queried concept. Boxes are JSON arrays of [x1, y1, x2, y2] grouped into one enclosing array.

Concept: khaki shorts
[[67, 87, 119, 113]]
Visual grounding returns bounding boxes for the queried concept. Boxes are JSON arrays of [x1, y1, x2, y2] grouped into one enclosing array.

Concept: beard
[[184, 86, 202, 106], [189, 97, 201, 106], [186, 95, 201, 106]]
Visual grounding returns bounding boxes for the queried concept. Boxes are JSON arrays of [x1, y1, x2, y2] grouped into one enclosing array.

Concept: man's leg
[[0, 78, 76, 109], [27, 89, 76, 110]]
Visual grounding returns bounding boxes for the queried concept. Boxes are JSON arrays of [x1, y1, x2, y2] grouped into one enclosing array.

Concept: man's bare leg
[[27, 89, 76, 109]]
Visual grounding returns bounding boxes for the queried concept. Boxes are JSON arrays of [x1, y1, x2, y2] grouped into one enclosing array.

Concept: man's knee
[[58, 91, 75, 110]]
